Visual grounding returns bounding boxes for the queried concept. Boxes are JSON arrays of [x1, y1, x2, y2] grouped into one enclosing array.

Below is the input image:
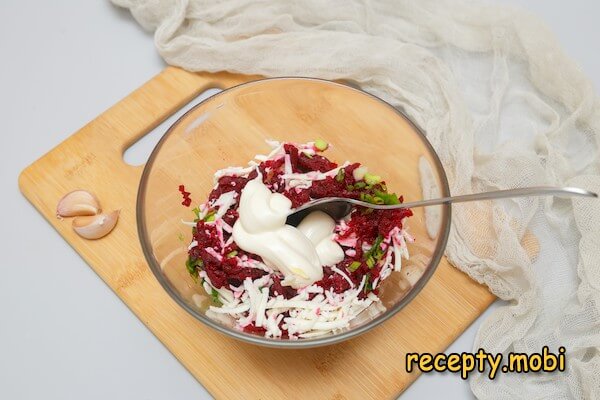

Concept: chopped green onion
[[372, 196, 384, 205], [210, 288, 222, 305], [185, 258, 195, 276], [374, 190, 400, 205], [386, 193, 400, 205], [185, 257, 203, 281], [366, 256, 375, 268], [192, 207, 200, 219], [379, 183, 388, 192], [348, 261, 362, 272], [205, 213, 216, 222], [335, 168, 345, 182], [360, 192, 389, 205], [374, 235, 384, 250], [373, 247, 385, 261], [304, 152, 313, 159], [364, 274, 372, 293], [226, 250, 238, 258], [364, 173, 382, 185], [354, 181, 366, 189], [314, 139, 329, 151], [363, 235, 384, 261], [203, 209, 216, 222], [346, 184, 355, 191], [359, 193, 373, 203]]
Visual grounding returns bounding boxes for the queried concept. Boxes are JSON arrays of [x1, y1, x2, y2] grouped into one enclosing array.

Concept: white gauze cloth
[[112, 0, 600, 398]]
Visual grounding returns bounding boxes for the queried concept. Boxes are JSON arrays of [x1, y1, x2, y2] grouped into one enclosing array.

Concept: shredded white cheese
[[213, 165, 255, 183], [213, 191, 237, 219]]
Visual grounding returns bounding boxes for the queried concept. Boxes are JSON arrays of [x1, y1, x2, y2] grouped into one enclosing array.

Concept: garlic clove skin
[[72, 210, 120, 240], [57, 190, 101, 217]]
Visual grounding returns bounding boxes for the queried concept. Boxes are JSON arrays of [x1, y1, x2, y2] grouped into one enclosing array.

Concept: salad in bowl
[[137, 77, 450, 348], [182, 140, 414, 339]]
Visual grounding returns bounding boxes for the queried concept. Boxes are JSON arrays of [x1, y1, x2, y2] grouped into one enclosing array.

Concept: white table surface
[[1, 1, 598, 399]]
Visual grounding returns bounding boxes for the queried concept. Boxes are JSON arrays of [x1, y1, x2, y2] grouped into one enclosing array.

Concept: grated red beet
[[315, 266, 352, 293], [282, 188, 310, 208], [270, 275, 298, 299], [242, 324, 267, 335], [185, 142, 412, 307], [178, 185, 192, 207]]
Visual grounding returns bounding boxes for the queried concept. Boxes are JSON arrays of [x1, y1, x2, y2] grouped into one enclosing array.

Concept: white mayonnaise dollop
[[297, 211, 345, 267], [232, 174, 344, 288]]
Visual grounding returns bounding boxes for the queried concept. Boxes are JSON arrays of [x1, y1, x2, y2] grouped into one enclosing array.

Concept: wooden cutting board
[[19, 66, 500, 399]]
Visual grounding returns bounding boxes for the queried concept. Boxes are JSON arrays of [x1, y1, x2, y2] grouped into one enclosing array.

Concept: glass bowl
[[137, 77, 450, 348]]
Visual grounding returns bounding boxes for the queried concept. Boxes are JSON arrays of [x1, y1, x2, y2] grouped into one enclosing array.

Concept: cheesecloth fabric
[[112, 0, 600, 398]]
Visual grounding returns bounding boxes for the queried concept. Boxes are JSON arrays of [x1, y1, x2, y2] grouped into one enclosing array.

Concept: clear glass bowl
[[137, 78, 450, 348]]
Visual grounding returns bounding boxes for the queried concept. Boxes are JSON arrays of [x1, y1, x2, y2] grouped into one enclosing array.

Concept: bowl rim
[[137, 76, 451, 348]]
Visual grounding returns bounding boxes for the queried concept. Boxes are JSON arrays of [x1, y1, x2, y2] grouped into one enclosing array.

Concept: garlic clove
[[72, 210, 120, 240], [57, 190, 101, 217]]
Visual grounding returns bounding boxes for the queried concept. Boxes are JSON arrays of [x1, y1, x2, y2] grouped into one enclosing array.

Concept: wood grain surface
[[19, 67, 510, 399]]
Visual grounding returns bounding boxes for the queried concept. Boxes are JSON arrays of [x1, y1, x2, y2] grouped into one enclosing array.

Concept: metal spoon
[[286, 186, 597, 226]]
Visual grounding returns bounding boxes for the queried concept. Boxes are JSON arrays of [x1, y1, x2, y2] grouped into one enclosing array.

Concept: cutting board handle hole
[[123, 88, 222, 166]]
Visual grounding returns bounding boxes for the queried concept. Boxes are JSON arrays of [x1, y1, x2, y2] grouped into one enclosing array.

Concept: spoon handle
[[286, 186, 597, 226], [400, 186, 597, 209]]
